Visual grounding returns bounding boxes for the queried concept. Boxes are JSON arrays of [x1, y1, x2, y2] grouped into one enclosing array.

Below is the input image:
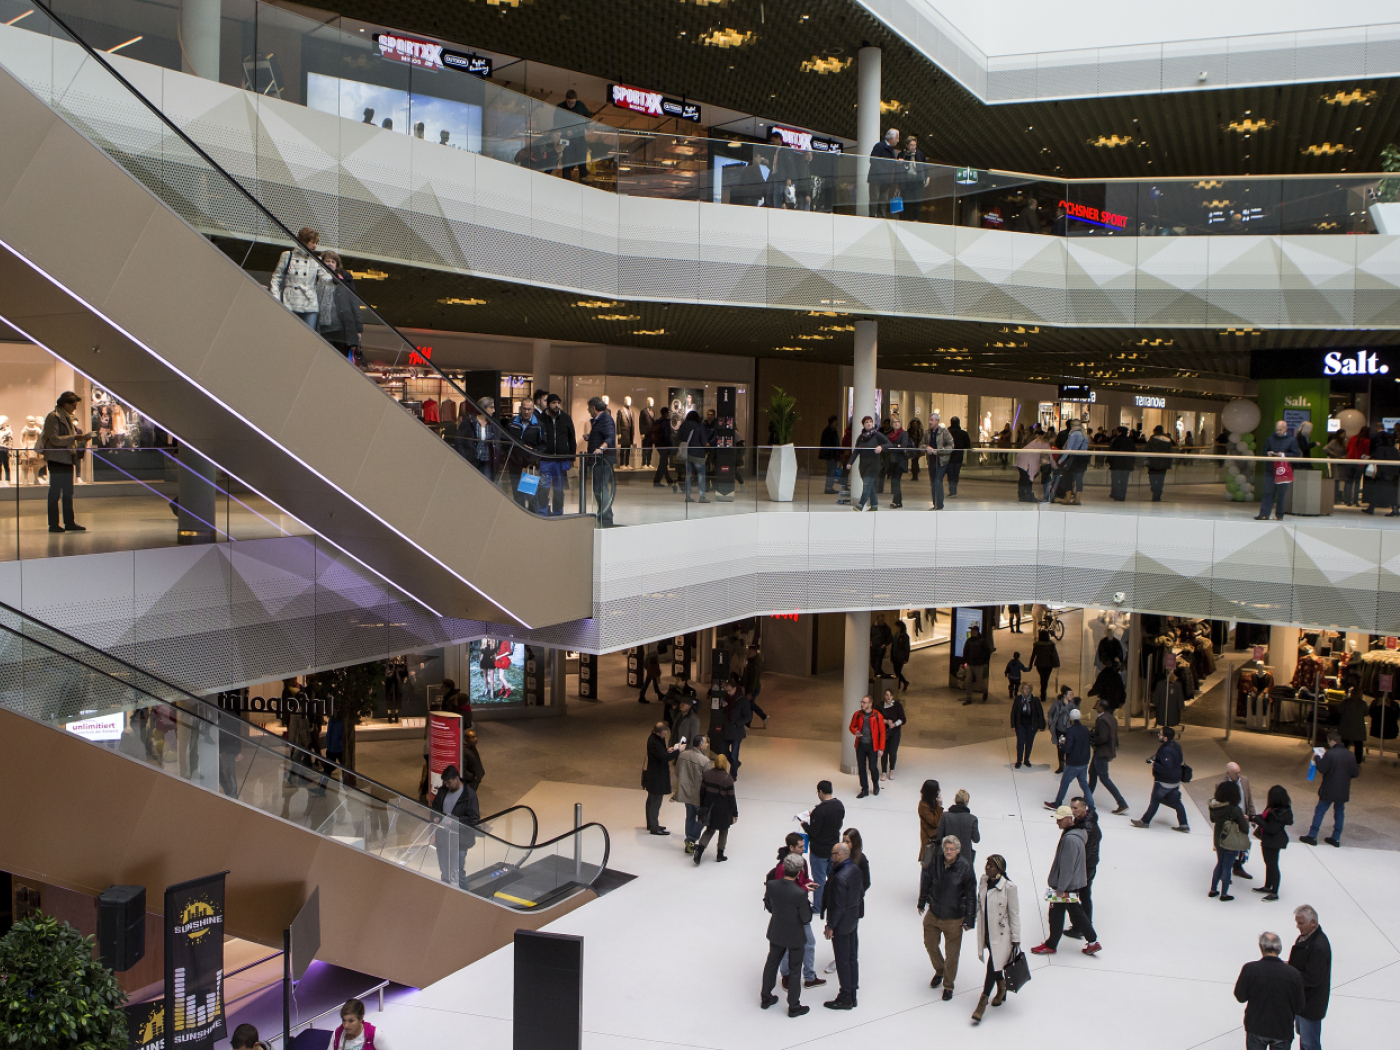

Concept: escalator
[[0, 2, 604, 629], [0, 599, 610, 987]]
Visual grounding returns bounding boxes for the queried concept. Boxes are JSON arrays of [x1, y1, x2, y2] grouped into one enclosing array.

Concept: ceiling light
[[573, 299, 619, 308], [1302, 143, 1351, 156], [437, 296, 486, 306], [879, 99, 903, 115], [348, 268, 389, 281], [1322, 88, 1378, 106], [1088, 134, 1134, 148], [796, 334, 832, 341], [633, 329, 666, 336], [700, 28, 755, 48], [800, 55, 850, 74], [595, 314, 641, 321], [1224, 117, 1274, 133]]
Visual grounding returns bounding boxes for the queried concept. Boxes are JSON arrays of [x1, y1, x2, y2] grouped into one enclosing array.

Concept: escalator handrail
[[0, 612, 610, 890], [21, 0, 601, 495]]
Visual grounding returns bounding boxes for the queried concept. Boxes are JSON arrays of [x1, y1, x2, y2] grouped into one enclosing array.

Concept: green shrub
[[768, 387, 799, 445], [0, 913, 127, 1050]]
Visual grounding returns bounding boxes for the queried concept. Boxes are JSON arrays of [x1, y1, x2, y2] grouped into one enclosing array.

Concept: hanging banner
[[124, 1001, 164, 1050], [428, 712, 462, 796], [164, 873, 227, 1050]]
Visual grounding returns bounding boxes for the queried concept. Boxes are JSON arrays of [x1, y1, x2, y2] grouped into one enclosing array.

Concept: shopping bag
[[1275, 460, 1294, 483], [889, 195, 904, 215], [517, 471, 540, 496], [1005, 948, 1032, 992]]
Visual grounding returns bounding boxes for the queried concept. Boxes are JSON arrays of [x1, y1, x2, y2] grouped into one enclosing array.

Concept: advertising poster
[[470, 638, 524, 703], [306, 72, 484, 153], [164, 873, 227, 1050], [668, 388, 704, 427], [124, 1001, 163, 1050], [428, 712, 462, 797]]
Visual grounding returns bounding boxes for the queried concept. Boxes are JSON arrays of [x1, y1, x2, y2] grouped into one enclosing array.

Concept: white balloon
[[1222, 399, 1262, 435], [1337, 408, 1365, 436], [1226, 463, 1240, 475], [1236, 441, 1250, 453]]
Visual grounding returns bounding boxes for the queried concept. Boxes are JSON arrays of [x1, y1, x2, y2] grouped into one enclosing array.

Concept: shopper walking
[[819, 415, 842, 494], [650, 406, 676, 489], [677, 409, 709, 504], [884, 419, 910, 507], [1067, 798, 1100, 931], [1144, 425, 1174, 502], [961, 623, 993, 705], [718, 677, 751, 779], [1046, 708, 1095, 810], [761, 853, 814, 1017], [1223, 762, 1258, 879], [1234, 932, 1305, 1050], [676, 734, 710, 852], [869, 615, 892, 674], [848, 695, 886, 798], [924, 411, 954, 509], [1010, 682, 1046, 768], [802, 782, 844, 915], [332, 997, 392, 1050], [1046, 686, 1074, 774], [1363, 431, 1400, 516], [821, 843, 865, 1010], [972, 855, 1020, 1024], [638, 644, 664, 703], [40, 391, 91, 534], [1300, 732, 1358, 847], [643, 722, 680, 836], [1208, 780, 1249, 901], [1337, 687, 1368, 764], [692, 754, 737, 863], [946, 416, 972, 496], [1256, 419, 1299, 521], [315, 252, 363, 363], [890, 621, 912, 692], [536, 394, 577, 517], [741, 643, 768, 727], [269, 227, 330, 327], [1107, 426, 1137, 500], [935, 789, 980, 867], [918, 780, 944, 861], [852, 416, 891, 511], [1087, 700, 1129, 812], [917, 834, 976, 1000], [1343, 425, 1370, 506], [1132, 727, 1191, 832], [1004, 650, 1027, 700], [1288, 905, 1331, 1050], [1030, 630, 1060, 702], [1250, 785, 1293, 901], [430, 765, 479, 887], [1031, 806, 1100, 955], [878, 689, 906, 781]]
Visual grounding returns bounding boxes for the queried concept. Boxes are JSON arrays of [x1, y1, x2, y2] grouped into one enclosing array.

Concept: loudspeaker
[[514, 929, 582, 1050], [98, 884, 145, 972]]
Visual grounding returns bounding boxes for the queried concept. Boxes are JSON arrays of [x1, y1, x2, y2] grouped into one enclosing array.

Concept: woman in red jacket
[[1344, 425, 1370, 506]]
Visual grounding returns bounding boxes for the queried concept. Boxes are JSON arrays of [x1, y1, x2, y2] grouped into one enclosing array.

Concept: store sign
[[609, 83, 700, 122], [955, 167, 978, 185], [769, 126, 844, 153], [164, 873, 227, 1050], [66, 712, 124, 742], [1059, 199, 1129, 230], [216, 693, 326, 716], [1135, 395, 1167, 408], [374, 33, 492, 77], [408, 345, 433, 366], [428, 712, 462, 797], [1058, 383, 1094, 402], [442, 52, 492, 77], [1324, 350, 1390, 376], [1251, 348, 1395, 380]]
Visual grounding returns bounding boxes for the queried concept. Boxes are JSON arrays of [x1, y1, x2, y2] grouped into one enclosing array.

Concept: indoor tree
[[767, 386, 799, 445], [0, 913, 127, 1050]]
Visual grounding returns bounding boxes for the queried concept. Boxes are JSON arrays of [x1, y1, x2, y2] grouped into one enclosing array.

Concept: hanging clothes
[[422, 398, 440, 424]]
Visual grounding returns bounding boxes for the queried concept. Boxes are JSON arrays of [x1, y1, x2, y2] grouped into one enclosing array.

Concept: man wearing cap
[[40, 391, 93, 534], [1045, 707, 1096, 812], [1031, 806, 1100, 956], [430, 765, 480, 887]]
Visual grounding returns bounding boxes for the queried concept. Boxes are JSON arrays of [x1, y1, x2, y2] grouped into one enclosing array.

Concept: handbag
[[1180, 763, 1193, 783], [1366, 462, 1378, 478], [1222, 818, 1251, 852], [1005, 947, 1032, 992]]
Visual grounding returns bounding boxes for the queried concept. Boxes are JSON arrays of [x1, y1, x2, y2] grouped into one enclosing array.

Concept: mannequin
[[0, 415, 10, 486], [19, 416, 42, 485], [639, 396, 656, 467], [616, 395, 634, 468]]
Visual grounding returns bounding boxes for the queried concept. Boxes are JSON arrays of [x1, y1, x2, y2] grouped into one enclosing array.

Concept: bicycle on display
[[1040, 611, 1065, 642]]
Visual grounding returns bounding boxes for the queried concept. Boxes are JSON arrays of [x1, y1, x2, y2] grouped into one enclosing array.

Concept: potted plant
[[1371, 144, 1400, 234], [764, 386, 800, 503], [0, 913, 128, 1049]]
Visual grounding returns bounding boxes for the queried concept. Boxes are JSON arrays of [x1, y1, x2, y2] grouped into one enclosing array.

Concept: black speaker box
[[98, 884, 145, 972]]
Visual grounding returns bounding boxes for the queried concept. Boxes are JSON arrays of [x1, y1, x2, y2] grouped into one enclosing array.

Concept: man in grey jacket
[[675, 734, 710, 852], [1031, 806, 1100, 956], [923, 411, 954, 510], [761, 854, 813, 1017]]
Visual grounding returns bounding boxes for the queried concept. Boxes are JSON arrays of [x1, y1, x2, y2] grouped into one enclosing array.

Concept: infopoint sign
[[1059, 198, 1129, 230], [609, 83, 701, 122]]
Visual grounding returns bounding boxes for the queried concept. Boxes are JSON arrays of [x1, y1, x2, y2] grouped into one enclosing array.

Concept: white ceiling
[[905, 0, 1399, 57]]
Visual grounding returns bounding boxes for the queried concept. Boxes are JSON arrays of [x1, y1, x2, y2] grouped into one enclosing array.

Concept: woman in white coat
[[973, 854, 1020, 1023], [269, 227, 331, 328]]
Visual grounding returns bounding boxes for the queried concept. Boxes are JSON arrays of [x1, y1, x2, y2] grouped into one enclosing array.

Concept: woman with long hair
[[693, 753, 737, 864], [1250, 785, 1293, 901], [918, 780, 944, 862], [1208, 779, 1246, 901]]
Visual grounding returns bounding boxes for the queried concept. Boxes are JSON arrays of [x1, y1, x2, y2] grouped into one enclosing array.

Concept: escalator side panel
[[0, 61, 593, 627], [0, 706, 592, 988]]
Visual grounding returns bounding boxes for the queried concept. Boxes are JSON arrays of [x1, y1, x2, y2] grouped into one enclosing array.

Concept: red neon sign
[[1059, 199, 1128, 230], [408, 345, 433, 366]]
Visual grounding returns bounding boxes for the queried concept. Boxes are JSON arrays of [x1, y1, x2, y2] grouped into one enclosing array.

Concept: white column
[[1268, 626, 1299, 685], [842, 611, 870, 774], [179, 0, 221, 81], [532, 339, 551, 396], [849, 320, 877, 506], [1125, 613, 1142, 726], [856, 46, 881, 217]]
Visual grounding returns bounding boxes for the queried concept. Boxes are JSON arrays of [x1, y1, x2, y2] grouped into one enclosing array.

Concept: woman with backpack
[[1208, 779, 1249, 902]]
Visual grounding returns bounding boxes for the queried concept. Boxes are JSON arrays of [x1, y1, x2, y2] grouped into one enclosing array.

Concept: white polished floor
[[362, 729, 1400, 1049]]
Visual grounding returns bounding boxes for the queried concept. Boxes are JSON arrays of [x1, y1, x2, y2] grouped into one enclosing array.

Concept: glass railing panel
[[1279, 177, 1381, 235]]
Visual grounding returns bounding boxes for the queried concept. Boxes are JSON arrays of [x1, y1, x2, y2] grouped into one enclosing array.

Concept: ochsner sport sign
[[376, 32, 444, 70]]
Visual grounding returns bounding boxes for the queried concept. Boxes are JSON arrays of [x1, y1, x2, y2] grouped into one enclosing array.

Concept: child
[[1005, 652, 1028, 701]]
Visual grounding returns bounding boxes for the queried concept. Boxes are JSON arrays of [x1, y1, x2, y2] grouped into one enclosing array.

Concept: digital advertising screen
[[307, 72, 483, 153], [952, 607, 982, 659], [471, 637, 525, 703]]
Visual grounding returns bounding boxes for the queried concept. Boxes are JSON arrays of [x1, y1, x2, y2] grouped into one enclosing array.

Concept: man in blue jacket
[[1131, 727, 1191, 832], [822, 843, 865, 1010], [1045, 708, 1096, 810]]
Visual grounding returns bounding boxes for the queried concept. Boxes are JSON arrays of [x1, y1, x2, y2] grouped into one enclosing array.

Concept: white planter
[[1370, 202, 1400, 234], [764, 443, 798, 502]]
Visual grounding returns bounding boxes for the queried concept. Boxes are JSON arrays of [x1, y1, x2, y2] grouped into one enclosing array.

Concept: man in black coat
[[801, 782, 844, 915], [1107, 426, 1137, 500], [917, 835, 976, 1000], [1234, 931, 1305, 1050], [1300, 732, 1359, 846], [822, 843, 865, 1010], [961, 623, 993, 706], [643, 722, 680, 835], [719, 677, 751, 778], [946, 417, 972, 496], [761, 854, 814, 1017], [866, 128, 900, 216], [430, 765, 480, 886], [1289, 905, 1331, 1050], [537, 393, 576, 517]]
